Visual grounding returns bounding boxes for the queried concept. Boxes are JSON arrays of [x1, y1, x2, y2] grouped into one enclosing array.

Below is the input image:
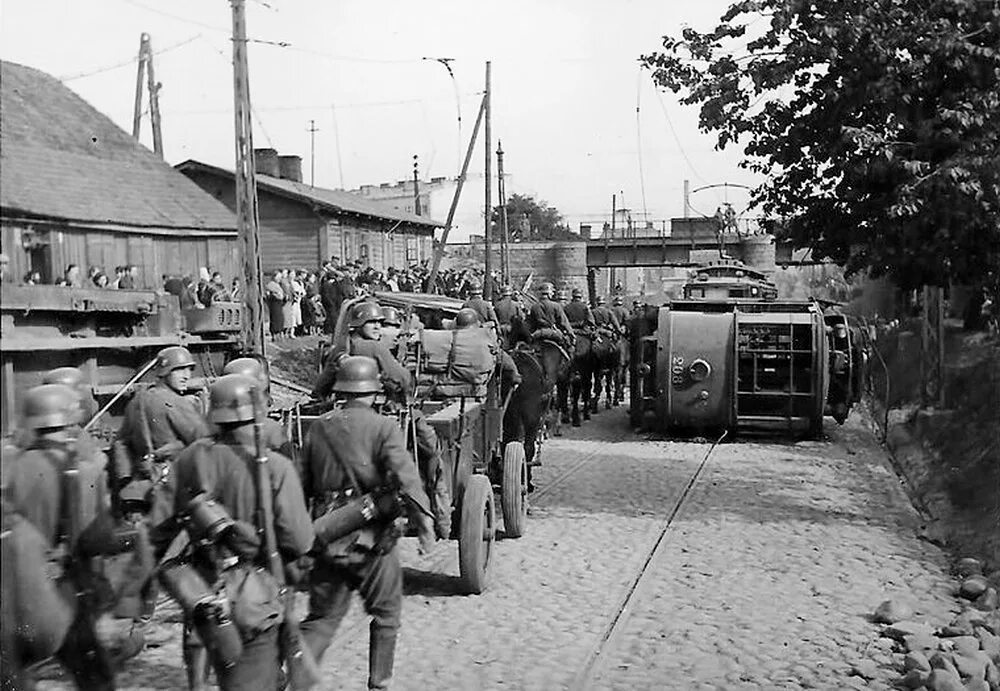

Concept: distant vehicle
[[628, 260, 865, 438]]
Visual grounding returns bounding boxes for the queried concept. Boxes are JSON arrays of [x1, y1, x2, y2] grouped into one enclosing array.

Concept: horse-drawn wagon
[[291, 292, 529, 594]]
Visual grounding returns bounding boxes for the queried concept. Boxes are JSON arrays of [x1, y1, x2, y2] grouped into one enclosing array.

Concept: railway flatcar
[[0, 283, 244, 438], [628, 260, 864, 437]]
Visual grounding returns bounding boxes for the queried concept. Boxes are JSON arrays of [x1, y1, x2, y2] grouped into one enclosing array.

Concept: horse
[[590, 330, 623, 411], [565, 333, 601, 427], [502, 315, 570, 489]]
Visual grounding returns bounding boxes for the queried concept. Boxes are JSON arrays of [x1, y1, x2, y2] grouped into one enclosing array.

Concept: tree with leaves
[[492, 193, 576, 242], [643, 0, 1000, 297]]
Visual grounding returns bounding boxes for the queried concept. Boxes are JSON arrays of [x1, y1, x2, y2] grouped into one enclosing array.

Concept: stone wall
[[443, 240, 588, 292]]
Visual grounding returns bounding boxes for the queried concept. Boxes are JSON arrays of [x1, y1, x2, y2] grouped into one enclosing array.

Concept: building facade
[[0, 61, 239, 288], [179, 152, 440, 275]]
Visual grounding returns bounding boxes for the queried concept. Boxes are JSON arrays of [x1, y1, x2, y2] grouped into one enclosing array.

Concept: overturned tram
[[0, 284, 244, 438], [628, 262, 865, 438]]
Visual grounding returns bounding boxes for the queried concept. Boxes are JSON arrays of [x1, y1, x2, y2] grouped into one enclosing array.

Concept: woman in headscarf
[[265, 270, 285, 340]]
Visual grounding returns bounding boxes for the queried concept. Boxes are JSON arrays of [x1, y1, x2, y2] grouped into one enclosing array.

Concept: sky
[[0, 0, 760, 241]]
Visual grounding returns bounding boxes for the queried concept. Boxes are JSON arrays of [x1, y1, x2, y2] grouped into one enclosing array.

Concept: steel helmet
[[500, 284, 513, 297], [554, 288, 566, 301], [571, 287, 583, 299], [333, 356, 382, 394], [42, 366, 85, 390], [467, 281, 482, 295], [538, 282, 554, 297], [23, 384, 78, 429], [380, 306, 402, 327], [454, 308, 481, 329], [222, 357, 270, 390], [595, 295, 606, 305], [349, 302, 385, 329], [156, 346, 197, 377], [612, 295, 624, 306], [207, 374, 258, 424]]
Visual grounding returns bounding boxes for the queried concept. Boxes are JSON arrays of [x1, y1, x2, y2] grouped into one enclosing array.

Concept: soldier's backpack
[[418, 327, 498, 395], [1, 501, 76, 664]]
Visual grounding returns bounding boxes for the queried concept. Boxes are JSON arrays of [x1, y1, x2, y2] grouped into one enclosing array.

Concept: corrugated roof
[[0, 61, 237, 231], [176, 159, 442, 230]]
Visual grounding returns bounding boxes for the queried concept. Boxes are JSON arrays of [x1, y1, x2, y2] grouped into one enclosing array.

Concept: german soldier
[[300, 356, 436, 690], [564, 287, 596, 336], [4, 384, 153, 690], [610, 295, 629, 337], [526, 282, 574, 345], [221, 357, 295, 461], [116, 346, 209, 527], [168, 374, 314, 691], [591, 295, 621, 338], [461, 281, 498, 325], [313, 302, 412, 401]]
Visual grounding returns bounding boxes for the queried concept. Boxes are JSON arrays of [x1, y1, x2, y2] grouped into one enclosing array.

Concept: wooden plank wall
[[0, 221, 238, 289]]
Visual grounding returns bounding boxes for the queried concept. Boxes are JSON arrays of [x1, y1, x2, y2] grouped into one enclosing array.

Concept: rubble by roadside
[[862, 558, 1000, 690]]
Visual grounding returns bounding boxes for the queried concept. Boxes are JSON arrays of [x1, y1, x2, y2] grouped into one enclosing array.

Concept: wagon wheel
[[500, 441, 527, 539], [458, 474, 495, 594]]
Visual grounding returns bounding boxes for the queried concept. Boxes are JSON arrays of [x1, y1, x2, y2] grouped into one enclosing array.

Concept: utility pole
[[131, 32, 163, 157], [307, 119, 319, 187], [483, 61, 493, 300], [230, 0, 265, 355], [426, 93, 487, 291], [412, 155, 421, 216], [496, 140, 509, 285]]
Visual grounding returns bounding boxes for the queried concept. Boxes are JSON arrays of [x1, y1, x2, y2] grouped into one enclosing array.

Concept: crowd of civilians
[[3, 255, 504, 341]]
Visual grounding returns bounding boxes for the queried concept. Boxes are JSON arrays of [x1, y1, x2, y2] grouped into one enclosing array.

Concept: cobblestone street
[[39, 408, 960, 690]]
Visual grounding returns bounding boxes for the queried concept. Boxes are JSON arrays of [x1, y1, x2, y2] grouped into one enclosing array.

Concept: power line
[[650, 78, 708, 185], [635, 66, 649, 222], [58, 34, 201, 82], [119, 0, 287, 46]]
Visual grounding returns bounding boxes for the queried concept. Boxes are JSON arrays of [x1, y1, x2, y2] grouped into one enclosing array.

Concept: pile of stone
[[868, 558, 1000, 691]]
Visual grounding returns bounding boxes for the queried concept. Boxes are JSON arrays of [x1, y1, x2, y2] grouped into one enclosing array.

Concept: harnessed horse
[[502, 315, 570, 488]]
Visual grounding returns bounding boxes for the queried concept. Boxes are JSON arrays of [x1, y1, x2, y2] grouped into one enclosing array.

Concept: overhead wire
[[58, 34, 202, 82], [650, 77, 708, 185], [635, 65, 649, 222]]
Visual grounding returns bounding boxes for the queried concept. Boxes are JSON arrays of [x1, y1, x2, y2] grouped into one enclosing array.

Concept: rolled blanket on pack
[[419, 327, 498, 389]]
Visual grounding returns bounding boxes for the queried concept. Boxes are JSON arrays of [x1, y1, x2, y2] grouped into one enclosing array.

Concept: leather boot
[[368, 625, 397, 690]]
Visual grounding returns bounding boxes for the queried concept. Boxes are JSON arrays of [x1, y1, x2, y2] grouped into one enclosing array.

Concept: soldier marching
[[0, 276, 626, 690]]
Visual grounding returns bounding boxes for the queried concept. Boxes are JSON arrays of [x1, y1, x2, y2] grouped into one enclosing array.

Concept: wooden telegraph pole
[[413, 155, 422, 216], [483, 61, 493, 300], [230, 0, 266, 355], [131, 32, 163, 157], [426, 93, 487, 291], [496, 140, 510, 285]]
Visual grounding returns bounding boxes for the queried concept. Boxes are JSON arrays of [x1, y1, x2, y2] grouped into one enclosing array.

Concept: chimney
[[579, 224, 592, 239], [278, 155, 303, 183], [254, 148, 279, 177]]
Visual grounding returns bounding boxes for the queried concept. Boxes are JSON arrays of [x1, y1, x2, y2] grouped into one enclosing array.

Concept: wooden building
[[0, 61, 238, 288], [178, 153, 440, 274]]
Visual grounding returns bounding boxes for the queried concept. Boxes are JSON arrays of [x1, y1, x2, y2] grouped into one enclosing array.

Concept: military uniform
[[461, 295, 498, 325], [169, 377, 314, 691], [313, 335, 413, 401], [527, 297, 574, 342], [592, 304, 621, 335], [564, 299, 596, 334], [611, 304, 629, 334], [4, 385, 153, 691], [118, 382, 209, 526], [300, 364, 434, 691], [493, 295, 522, 327]]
